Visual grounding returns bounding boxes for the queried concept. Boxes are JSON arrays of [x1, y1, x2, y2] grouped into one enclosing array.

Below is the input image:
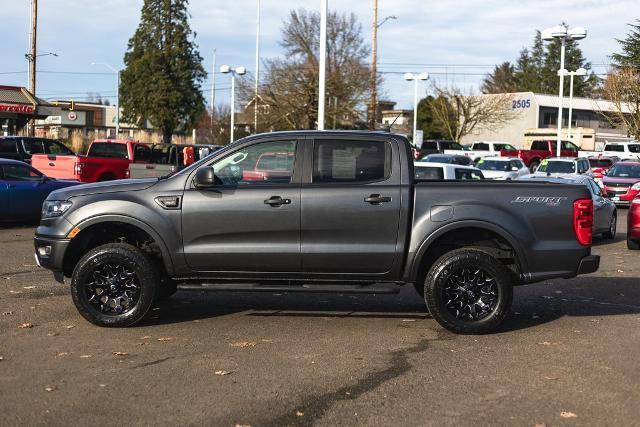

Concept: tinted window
[[313, 140, 389, 183], [422, 141, 437, 150], [531, 141, 547, 150], [455, 169, 484, 180], [415, 166, 444, 180], [2, 164, 42, 181], [440, 141, 463, 151], [628, 144, 640, 153], [561, 141, 579, 151], [88, 143, 129, 159], [211, 140, 296, 185], [256, 153, 295, 171], [151, 145, 171, 164], [422, 154, 452, 163], [45, 140, 73, 155], [0, 139, 17, 155], [473, 143, 490, 151], [510, 160, 523, 169], [605, 144, 624, 152], [22, 139, 45, 155], [589, 158, 613, 168], [133, 144, 151, 162]]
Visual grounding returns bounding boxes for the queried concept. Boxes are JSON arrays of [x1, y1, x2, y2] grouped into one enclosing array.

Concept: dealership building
[[461, 91, 633, 148], [0, 85, 51, 135]]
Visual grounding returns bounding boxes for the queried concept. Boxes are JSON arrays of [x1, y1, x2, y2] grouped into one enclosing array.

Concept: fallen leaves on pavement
[[296, 411, 304, 417], [230, 341, 256, 348], [18, 323, 34, 329], [560, 411, 578, 418], [214, 370, 233, 376], [112, 352, 129, 356], [44, 385, 56, 392], [80, 355, 93, 359], [157, 337, 176, 342]]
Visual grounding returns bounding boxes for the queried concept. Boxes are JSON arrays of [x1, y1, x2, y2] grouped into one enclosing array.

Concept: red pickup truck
[[500, 139, 579, 172], [32, 139, 152, 182]]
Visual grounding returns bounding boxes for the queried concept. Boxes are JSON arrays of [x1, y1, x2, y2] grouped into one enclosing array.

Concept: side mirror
[[193, 167, 220, 188]]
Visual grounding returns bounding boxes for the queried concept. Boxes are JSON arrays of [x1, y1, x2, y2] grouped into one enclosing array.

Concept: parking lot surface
[[1, 212, 639, 426]]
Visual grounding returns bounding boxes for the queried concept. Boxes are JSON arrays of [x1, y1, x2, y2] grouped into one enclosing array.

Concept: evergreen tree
[[514, 48, 542, 92], [481, 62, 518, 94], [416, 95, 452, 139], [120, 0, 206, 143], [612, 20, 640, 67]]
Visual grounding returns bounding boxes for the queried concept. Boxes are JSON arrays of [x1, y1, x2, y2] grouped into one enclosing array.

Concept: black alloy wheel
[[442, 266, 499, 321]]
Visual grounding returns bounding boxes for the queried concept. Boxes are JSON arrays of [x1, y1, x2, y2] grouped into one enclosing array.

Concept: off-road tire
[[424, 248, 513, 334], [71, 243, 157, 327]]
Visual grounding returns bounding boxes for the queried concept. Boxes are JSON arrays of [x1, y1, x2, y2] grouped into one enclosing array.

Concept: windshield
[[629, 144, 640, 153], [589, 158, 613, 168], [537, 160, 575, 173], [607, 163, 640, 178], [88, 143, 129, 159], [422, 154, 452, 163], [477, 159, 510, 171]]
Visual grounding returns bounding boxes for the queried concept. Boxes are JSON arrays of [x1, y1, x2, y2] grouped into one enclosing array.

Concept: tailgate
[[31, 154, 78, 179], [129, 163, 177, 178]]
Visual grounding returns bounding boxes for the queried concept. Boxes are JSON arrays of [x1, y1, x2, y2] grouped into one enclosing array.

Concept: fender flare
[[74, 214, 175, 275], [409, 220, 528, 282]]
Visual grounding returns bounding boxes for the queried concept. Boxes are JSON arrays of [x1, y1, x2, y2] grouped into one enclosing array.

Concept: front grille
[[605, 182, 631, 188]]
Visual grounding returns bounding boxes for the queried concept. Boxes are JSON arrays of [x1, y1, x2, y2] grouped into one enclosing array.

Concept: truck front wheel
[[70, 243, 157, 327], [424, 248, 513, 334]]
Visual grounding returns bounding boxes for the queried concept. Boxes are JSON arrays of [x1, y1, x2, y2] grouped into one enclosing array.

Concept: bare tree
[[428, 84, 520, 142], [598, 68, 640, 140], [239, 9, 372, 131]]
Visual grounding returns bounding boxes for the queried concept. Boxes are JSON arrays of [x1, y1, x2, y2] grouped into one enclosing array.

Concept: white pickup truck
[[580, 141, 640, 161], [444, 141, 518, 163]]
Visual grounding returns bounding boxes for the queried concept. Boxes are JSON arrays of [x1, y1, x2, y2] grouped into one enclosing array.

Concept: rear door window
[[88, 143, 129, 159], [21, 138, 45, 155], [604, 144, 624, 152], [312, 140, 390, 183], [2, 163, 43, 181], [531, 141, 547, 150], [45, 140, 73, 155], [473, 142, 490, 151], [0, 139, 18, 157], [455, 169, 484, 180]]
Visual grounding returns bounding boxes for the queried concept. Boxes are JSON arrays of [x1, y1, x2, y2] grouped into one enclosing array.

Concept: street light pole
[[369, 0, 378, 131], [91, 62, 120, 139], [211, 49, 216, 137], [254, 0, 260, 134], [404, 72, 429, 145], [220, 65, 246, 144], [556, 37, 566, 157], [565, 67, 587, 143], [318, 0, 327, 130], [542, 25, 587, 157]]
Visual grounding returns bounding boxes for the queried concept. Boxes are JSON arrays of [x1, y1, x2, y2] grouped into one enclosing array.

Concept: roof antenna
[[382, 112, 403, 133]]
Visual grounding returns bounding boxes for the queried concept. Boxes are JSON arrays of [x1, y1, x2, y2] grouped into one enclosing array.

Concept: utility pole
[[369, 0, 378, 130], [211, 49, 216, 137], [28, 0, 38, 136], [254, 0, 260, 134]]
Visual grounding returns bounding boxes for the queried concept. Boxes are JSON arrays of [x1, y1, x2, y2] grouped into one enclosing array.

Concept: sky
[[2, 0, 638, 110]]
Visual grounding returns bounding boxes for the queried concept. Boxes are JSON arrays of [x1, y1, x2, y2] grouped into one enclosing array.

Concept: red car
[[602, 161, 640, 206], [628, 195, 640, 250], [588, 156, 619, 183], [32, 139, 151, 182], [500, 139, 579, 172]]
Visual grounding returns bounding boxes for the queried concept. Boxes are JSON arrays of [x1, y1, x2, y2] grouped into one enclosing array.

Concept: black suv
[[0, 136, 73, 163], [413, 140, 464, 159]]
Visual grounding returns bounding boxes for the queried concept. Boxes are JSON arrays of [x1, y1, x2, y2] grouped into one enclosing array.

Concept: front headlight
[[632, 182, 640, 191], [42, 200, 73, 218]]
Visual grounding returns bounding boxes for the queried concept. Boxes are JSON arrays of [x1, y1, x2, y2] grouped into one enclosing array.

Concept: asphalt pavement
[[1, 211, 639, 426]]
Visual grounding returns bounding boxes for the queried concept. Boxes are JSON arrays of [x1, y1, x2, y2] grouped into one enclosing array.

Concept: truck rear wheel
[[528, 160, 540, 173], [70, 243, 157, 327], [423, 248, 513, 334]]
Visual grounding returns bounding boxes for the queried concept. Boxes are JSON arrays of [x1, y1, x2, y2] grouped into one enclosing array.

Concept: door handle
[[364, 194, 392, 204], [264, 196, 291, 207]]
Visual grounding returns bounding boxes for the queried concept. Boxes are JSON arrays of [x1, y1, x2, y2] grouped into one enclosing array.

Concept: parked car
[[520, 175, 617, 239], [502, 140, 579, 172], [628, 195, 640, 250], [412, 140, 464, 160], [581, 141, 640, 161], [0, 159, 80, 222], [476, 157, 529, 180], [31, 139, 150, 182], [34, 131, 599, 334], [128, 144, 222, 179], [588, 156, 620, 184], [601, 161, 640, 206], [414, 162, 484, 180], [419, 153, 474, 166], [0, 136, 74, 164], [444, 141, 519, 163], [524, 157, 592, 178]]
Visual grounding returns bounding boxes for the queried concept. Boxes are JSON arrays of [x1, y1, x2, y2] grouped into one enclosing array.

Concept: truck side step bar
[[176, 282, 402, 294]]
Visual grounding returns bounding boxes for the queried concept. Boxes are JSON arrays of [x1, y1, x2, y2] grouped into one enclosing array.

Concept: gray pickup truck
[[34, 131, 599, 334]]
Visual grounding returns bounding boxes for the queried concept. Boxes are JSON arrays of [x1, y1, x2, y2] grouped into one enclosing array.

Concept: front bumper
[[576, 255, 600, 275], [34, 236, 70, 283]]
